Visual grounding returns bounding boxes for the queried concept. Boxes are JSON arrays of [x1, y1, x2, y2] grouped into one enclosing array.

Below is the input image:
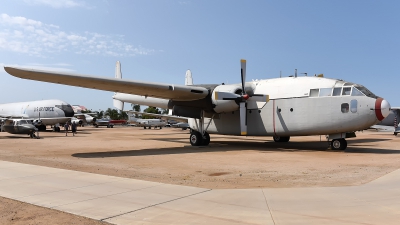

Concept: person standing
[[64, 122, 69, 136], [71, 121, 77, 136]]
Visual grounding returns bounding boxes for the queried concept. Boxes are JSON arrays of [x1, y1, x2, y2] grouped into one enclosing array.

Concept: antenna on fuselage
[[280, 70, 282, 78], [295, 69, 297, 78]]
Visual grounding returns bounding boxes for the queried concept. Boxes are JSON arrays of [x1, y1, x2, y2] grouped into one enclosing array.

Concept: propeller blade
[[239, 102, 247, 135], [240, 59, 246, 95], [214, 92, 241, 100], [249, 94, 269, 102]]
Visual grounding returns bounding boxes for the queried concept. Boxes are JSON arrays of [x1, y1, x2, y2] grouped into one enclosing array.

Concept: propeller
[[214, 59, 269, 135]]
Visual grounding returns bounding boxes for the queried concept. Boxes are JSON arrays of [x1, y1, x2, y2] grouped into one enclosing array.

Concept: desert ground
[[0, 126, 399, 224]]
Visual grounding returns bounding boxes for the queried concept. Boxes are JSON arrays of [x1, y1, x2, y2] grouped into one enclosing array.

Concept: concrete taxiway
[[0, 160, 399, 224]]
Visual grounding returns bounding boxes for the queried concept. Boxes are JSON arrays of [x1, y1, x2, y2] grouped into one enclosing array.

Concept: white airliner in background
[[0, 99, 74, 131], [126, 112, 166, 129], [4, 59, 391, 150]]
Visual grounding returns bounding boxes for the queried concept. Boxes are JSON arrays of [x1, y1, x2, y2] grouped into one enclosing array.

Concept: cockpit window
[[319, 88, 332, 97], [354, 86, 378, 99], [351, 87, 364, 96], [342, 87, 351, 96], [332, 87, 342, 96], [310, 89, 319, 97]]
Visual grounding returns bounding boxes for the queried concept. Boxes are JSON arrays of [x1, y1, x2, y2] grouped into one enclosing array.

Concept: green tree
[[161, 108, 169, 114], [142, 106, 161, 119], [119, 110, 128, 120], [96, 110, 104, 119], [131, 104, 141, 112], [105, 108, 120, 120]]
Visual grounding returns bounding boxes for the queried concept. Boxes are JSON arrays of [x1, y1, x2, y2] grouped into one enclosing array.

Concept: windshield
[[19, 120, 29, 124], [354, 86, 379, 99]]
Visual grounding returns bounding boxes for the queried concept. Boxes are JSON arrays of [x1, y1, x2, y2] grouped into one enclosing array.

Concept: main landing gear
[[189, 111, 214, 146], [190, 130, 210, 146], [331, 138, 347, 150]]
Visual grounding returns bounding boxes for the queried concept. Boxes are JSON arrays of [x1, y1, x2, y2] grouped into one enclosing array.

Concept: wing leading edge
[[4, 67, 209, 101]]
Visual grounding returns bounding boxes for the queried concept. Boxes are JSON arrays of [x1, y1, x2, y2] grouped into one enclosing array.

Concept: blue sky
[[1, 0, 399, 111]]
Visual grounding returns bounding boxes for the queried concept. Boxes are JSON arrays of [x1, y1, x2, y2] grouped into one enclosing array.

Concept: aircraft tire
[[190, 131, 203, 146], [201, 132, 210, 146], [331, 138, 347, 150], [273, 136, 290, 142]]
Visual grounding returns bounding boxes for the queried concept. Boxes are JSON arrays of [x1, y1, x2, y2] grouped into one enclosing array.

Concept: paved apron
[[0, 160, 399, 224]]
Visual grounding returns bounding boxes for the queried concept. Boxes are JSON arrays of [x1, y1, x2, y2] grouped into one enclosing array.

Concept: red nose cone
[[243, 94, 250, 100], [375, 98, 391, 121]]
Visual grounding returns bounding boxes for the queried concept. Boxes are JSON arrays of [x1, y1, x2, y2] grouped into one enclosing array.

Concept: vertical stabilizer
[[115, 61, 122, 79], [185, 70, 193, 85], [113, 61, 124, 111]]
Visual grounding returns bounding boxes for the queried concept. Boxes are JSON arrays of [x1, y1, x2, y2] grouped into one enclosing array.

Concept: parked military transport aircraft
[[0, 99, 74, 131], [4, 60, 391, 150]]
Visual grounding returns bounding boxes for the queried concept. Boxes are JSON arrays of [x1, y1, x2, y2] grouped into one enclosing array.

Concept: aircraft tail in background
[[113, 61, 124, 111]]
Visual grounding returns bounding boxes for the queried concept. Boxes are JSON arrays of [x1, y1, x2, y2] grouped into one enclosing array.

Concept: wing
[[126, 111, 188, 123], [4, 67, 209, 101]]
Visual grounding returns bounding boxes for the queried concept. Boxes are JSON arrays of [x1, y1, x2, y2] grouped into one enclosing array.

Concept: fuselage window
[[342, 87, 351, 96], [319, 88, 332, 97], [350, 100, 357, 113], [310, 89, 319, 97], [341, 103, 349, 113], [332, 87, 342, 96], [351, 87, 364, 96]]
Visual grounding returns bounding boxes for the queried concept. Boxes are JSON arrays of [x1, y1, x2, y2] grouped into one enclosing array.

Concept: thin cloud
[[0, 14, 155, 57], [23, 0, 88, 9]]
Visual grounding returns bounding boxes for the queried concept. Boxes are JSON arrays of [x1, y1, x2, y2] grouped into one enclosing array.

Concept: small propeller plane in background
[[1, 118, 38, 138], [4, 59, 391, 150]]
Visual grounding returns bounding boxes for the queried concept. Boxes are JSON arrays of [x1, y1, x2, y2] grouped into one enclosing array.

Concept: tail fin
[[113, 61, 124, 110], [185, 70, 193, 85]]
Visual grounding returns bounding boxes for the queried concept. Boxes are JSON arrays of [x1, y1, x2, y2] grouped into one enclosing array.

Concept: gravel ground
[[0, 126, 399, 224]]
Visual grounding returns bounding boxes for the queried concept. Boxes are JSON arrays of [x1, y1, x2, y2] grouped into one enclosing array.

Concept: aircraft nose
[[375, 98, 391, 121]]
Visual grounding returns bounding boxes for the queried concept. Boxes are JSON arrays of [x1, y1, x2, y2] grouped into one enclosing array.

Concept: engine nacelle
[[211, 84, 241, 113]]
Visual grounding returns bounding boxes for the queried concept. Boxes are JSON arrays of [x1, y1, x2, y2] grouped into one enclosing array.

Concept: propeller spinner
[[214, 59, 269, 135]]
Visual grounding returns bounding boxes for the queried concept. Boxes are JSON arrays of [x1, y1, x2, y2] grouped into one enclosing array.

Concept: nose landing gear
[[330, 138, 347, 150]]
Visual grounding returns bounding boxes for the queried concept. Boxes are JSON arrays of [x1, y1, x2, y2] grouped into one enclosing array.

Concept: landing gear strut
[[189, 111, 214, 146], [331, 138, 347, 150]]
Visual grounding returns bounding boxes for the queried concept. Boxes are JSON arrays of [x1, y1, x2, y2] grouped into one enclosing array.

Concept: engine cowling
[[211, 84, 241, 113]]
